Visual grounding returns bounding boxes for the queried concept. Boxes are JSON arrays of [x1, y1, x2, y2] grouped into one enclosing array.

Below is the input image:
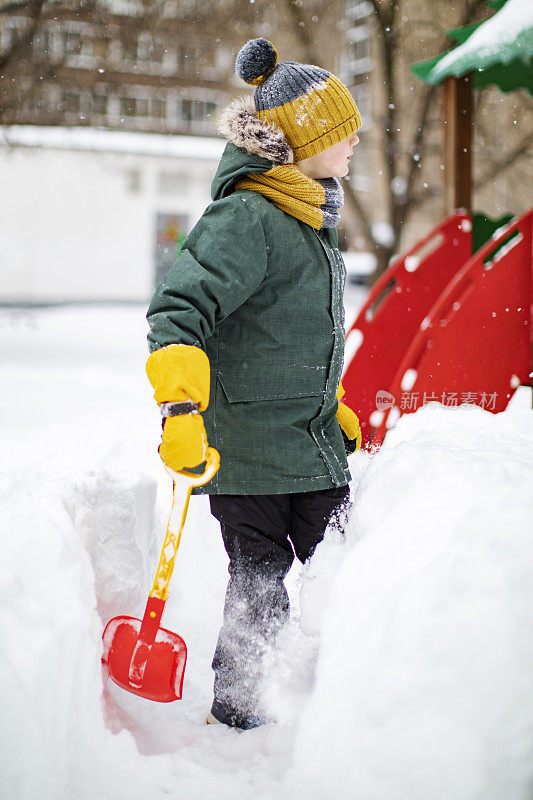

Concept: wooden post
[[442, 74, 473, 216]]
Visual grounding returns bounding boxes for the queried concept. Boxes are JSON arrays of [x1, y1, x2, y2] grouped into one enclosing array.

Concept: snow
[[430, 0, 533, 81], [1, 303, 532, 800], [401, 367, 418, 391], [0, 125, 225, 160], [289, 402, 533, 800], [371, 220, 395, 247]]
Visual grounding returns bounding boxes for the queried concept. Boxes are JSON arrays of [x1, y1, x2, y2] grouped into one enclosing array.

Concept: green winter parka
[[147, 111, 351, 495]]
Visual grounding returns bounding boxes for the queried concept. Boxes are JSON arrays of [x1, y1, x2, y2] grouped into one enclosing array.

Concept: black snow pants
[[209, 486, 350, 730]]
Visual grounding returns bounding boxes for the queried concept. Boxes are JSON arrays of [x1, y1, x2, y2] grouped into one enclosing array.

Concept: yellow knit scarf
[[235, 165, 343, 230]]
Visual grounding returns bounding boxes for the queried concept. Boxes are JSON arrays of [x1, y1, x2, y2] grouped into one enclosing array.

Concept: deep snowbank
[[0, 469, 161, 800], [289, 403, 533, 800], [1, 306, 532, 800]]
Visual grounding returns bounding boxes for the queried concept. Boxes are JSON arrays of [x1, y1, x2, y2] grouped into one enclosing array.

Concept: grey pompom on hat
[[235, 38, 278, 85]]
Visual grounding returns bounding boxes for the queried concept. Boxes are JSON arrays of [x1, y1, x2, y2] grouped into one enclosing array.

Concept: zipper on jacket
[[311, 229, 349, 485]]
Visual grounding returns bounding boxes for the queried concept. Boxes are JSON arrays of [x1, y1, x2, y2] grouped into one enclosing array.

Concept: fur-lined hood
[[210, 98, 295, 201], [217, 97, 293, 166]]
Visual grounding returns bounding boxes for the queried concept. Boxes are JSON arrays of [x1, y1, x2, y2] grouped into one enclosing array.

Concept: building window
[[62, 30, 82, 56], [121, 96, 137, 117], [63, 90, 81, 114], [119, 93, 168, 121], [143, 37, 166, 64], [158, 171, 187, 194], [120, 35, 167, 66], [136, 97, 149, 116], [151, 97, 167, 118], [179, 98, 193, 126], [33, 28, 52, 56], [177, 45, 197, 72], [120, 96, 150, 117], [92, 93, 108, 116], [350, 35, 370, 64], [176, 97, 218, 131], [121, 38, 138, 62], [345, 0, 372, 20], [344, 25, 371, 76]]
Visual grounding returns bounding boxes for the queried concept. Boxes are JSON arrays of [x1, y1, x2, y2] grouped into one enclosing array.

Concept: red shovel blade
[[102, 613, 187, 702]]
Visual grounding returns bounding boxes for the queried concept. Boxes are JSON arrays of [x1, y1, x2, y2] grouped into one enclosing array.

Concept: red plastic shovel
[[102, 447, 220, 702]]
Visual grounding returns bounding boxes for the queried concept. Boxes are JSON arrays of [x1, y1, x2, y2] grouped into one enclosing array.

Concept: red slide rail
[[343, 208, 533, 450], [370, 207, 533, 447]]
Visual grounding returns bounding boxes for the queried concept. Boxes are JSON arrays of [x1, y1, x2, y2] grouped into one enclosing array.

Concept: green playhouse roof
[[412, 0, 533, 94]]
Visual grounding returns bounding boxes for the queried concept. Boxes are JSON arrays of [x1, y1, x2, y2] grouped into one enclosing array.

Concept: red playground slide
[[342, 208, 533, 450]]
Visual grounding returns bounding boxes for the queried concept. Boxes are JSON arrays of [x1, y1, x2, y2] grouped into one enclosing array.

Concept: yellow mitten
[[159, 414, 208, 471], [336, 381, 362, 453], [146, 344, 211, 470], [146, 344, 210, 409]]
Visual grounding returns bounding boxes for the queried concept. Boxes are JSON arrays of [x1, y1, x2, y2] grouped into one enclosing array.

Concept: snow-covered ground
[[1, 297, 532, 800]]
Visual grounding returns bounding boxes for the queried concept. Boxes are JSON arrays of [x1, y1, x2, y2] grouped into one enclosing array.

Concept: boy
[[146, 38, 362, 730]]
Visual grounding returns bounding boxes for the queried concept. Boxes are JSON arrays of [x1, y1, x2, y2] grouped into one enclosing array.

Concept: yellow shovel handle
[[149, 447, 220, 601]]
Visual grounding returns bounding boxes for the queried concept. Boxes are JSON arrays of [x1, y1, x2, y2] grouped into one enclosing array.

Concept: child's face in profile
[[296, 133, 360, 180]]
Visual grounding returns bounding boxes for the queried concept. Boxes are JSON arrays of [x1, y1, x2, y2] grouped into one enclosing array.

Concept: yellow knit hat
[[235, 38, 362, 161]]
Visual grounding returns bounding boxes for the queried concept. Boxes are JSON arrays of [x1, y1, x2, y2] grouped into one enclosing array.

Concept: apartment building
[[0, 3, 241, 134], [1, 0, 528, 299]]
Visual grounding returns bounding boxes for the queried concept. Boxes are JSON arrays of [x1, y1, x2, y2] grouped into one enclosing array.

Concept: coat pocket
[[217, 366, 327, 403]]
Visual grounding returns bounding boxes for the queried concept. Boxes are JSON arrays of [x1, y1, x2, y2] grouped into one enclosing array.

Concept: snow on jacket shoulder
[[147, 102, 350, 495]]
